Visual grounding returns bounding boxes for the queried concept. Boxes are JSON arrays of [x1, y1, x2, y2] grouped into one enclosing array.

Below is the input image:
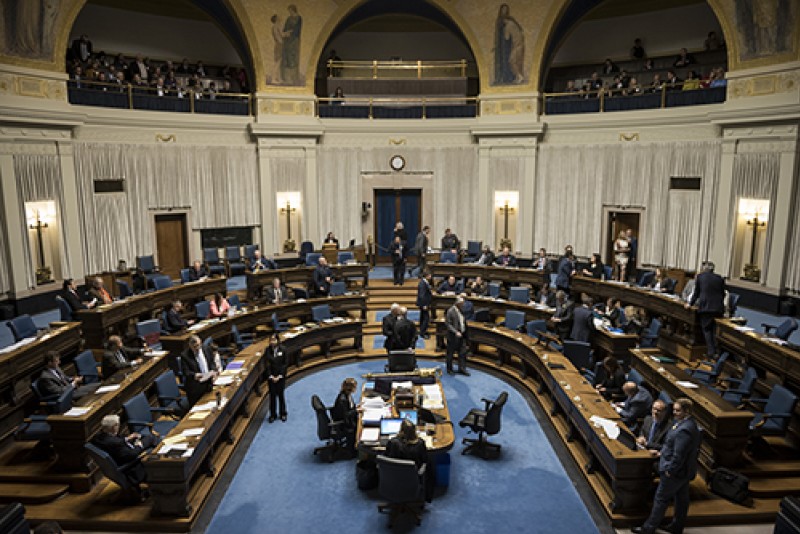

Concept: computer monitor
[[380, 418, 403, 435], [616, 428, 640, 451], [398, 410, 418, 425]]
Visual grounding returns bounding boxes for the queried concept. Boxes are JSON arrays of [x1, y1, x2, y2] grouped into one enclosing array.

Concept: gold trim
[[389, 138, 407, 145], [619, 133, 640, 142], [156, 134, 176, 143]]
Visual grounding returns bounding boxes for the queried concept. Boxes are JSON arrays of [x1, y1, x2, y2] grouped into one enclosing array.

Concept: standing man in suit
[[687, 261, 726, 356], [445, 297, 470, 376], [570, 294, 595, 342], [416, 271, 433, 339], [180, 335, 221, 407], [382, 303, 400, 354], [313, 256, 334, 296], [93, 414, 155, 496], [102, 335, 146, 378], [634, 398, 702, 534], [441, 228, 460, 252], [62, 278, 96, 316], [550, 290, 574, 340], [555, 250, 575, 294], [392, 306, 418, 350], [614, 381, 653, 430], [412, 225, 430, 278], [265, 334, 288, 423], [389, 235, 408, 286], [165, 300, 193, 333], [636, 399, 672, 454], [265, 277, 291, 304]]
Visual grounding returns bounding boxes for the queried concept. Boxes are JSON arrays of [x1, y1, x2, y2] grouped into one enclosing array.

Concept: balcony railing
[[67, 80, 253, 116], [543, 83, 726, 115], [317, 96, 479, 119], [326, 59, 470, 79]]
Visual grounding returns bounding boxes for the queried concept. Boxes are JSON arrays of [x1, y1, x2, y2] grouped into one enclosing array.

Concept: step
[[0, 482, 69, 504], [749, 477, 800, 498]]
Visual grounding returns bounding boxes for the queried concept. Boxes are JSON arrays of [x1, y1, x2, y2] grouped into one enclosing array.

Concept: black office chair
[[563, 340, 592, 373], [386, 350, 417, 373], [459, 391, 508, 459], [311, 394, 345, 462], [85, 442, 147, 502], [376, 455, 427, 527], [0, 503, 30, 534]]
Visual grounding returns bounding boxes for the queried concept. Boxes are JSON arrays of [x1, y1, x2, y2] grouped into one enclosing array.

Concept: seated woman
[[331, 377, 358, 457], [387, 418, 432, 501], [323, 231, 339, 249], [209, 292, 231, 318], [582, 253, 604, 279], [649, 268, 675, 293], [593, 356, 625, 400]]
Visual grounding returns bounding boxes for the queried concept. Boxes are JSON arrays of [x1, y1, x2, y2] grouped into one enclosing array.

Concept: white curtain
[[14, 154, 71, 287], [535, 140, 721, 270], [317, 147, 362, 245], [74, 143, 259, 274], [721, 153, 779, 283], [0, 193, 9, 294], [787, 166, 800, 294]]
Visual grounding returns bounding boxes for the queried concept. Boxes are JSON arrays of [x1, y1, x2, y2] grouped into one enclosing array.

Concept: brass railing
[[542, 82, 726, 114], [317, 95, 479, 119], [327, 59, 469, 79]]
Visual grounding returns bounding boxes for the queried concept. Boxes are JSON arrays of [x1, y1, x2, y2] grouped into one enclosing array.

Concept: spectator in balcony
[[644, 58, 655, 71], [237, 68, 249, 92], [585, 72, 602, 92], [609, 76, 625, 96], [112, 53, 128, 77], [630, 38, 646, 60], [327, 49, 342, 77], [177, 58, 192, 74], [164, 70, 178, 90], [602, 58, 619, 75], [195, 61, 207, 77], [94, 71, 110, 91], [709, 67, 727, 88], [649, 73, 664, 93], [153, 77, 168, 97], [129, 55, 148, 82], [673, 47, 695, 68], [564, 80, 580, 95], [71, 34, 93, 63], [704, 31, 725, 51], [682, 70, 701, 91], [130, 73, 148, 95], [84, 59, 101, 81], [625, 77, 643, 96], [69, 65, 83, 88], [149, 66, 163, 85], [112, 71, 126, 92], [665, 70, 681, 90], [204, 81, 218, 100]]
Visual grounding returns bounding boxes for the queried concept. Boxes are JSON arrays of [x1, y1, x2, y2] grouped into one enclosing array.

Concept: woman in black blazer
[[265, 334, 288, 423], [582, 253, 604, 279], [332, 377, 358, 455]]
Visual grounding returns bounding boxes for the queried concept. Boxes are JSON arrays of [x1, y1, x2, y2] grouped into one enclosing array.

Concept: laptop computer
[[616, 428, 640, 451], [398, 410, 418, 425], [379, 418, 403, 435]]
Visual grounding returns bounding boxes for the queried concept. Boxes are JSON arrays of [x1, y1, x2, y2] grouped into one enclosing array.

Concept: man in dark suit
[[445, 297, 469, 376], [265, 277, 291, 304], [569, 294, 595, 342], [494, 247, 517, 267], [437, 275, 459, 294], [636, 399, 672, 453], [533, 248, 550, 272], [416, 271, 433, 339], [180, 335, 221, 407], [92, 414, 155, 494], [634, 398, 702, 534], [687, 261, 726, 356], [382, 303, 400, 353], [555, 251, 575, 294], [102, 335, 146, 378], [87, 276, 113, 305], [441, 228, 460, 251], [313, 256, 334, 296], [188, 260, 208, 281], [615, 381, 653, 430], [411, 225, 430, 277], [39, 351, 92, 400], [165, 300, 192, 333], [389, 235, 408, 286], [265, 334, 288, 423], [248, 250, 277, 273], [626, 229, 638, 282], [535, 284, 556, 307], [550, 290, 574, 340], [392, 306, 418, 350], [70, 34, 93, 63], [62, 278, 95, 317]]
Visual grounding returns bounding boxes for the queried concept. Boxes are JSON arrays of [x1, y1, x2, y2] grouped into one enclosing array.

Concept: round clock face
[[390, 155, 405, 171]]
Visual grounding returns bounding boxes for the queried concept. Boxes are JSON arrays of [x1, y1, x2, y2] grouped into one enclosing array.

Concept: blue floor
[[204, 360, 601, 534]]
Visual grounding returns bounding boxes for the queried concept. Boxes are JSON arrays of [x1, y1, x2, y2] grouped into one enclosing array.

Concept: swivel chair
[[311, 394, 345, 462], [376, 455, 427, 527], [508, 286, 529, 304], [6, 315, 38, 342], [74, 349, 101, 383], [55, 295, 74, 321], [30, 379, 73, 415], [312, 304, 332, 322], [203, 248, 226, 276], [194, 300, 211, 320], [746, 384, 798, 438], [563, 340, 592, 373], [85, 442, 148, 502], [386, 350, 416, 373], [225, 246, 246, 276], [459, 391, 508, 459], [154, 370, 189, 415], [762, 318, 799, 341], [464, 240, 482, 262], [123, 392, 179, 439]]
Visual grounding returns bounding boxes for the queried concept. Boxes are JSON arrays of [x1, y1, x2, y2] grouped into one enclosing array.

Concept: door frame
[[150, 209, 192, 270], [601, 205, 644, 267], [373, 188, 422, 264]]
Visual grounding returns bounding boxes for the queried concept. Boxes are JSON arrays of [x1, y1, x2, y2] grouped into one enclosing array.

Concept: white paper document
[[675, 381, 699, 389], [589, 415, 620, 439], [360, 428, 380, 442], [95, 384, 121, 394], [362, 409, 385, 425], [63, 407, 91, 417], [214, 375, 235, 386], [182, 428, 204, 437]]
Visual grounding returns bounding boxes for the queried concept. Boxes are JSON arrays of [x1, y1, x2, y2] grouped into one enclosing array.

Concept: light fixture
[[25, 201, 56, 285], [277, 192, 301, 252], [737, 198, 769, 282], [494, 191, 518, 251]]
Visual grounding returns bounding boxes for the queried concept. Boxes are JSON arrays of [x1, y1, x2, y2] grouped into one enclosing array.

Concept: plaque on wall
[[201, 227, 253, 250]]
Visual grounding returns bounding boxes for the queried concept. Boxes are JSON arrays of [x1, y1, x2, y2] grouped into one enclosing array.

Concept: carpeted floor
[[201, 360, 603, 534]]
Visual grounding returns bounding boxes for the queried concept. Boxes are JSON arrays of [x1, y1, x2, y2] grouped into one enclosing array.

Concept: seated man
[[249, 250, 277, 273], [313, 257, 334, 297], [474, 245, 495, 266], [614, 381, 653, 430], [180, 335, 222, 406], [437, 275, 459, 294], [265, 277, 292, 304], [467, 276, 487, 297], [188, 260, 208, 281], [533, 248, 550, 272], [87, 276, 113, 305], [636, 399, 672, 455], [93, 414, 156, 497], [102, 335, 147, 378], [164, 300, 193, 333], [62, 278, 96, 316], [440, 228, 460, 252], [535, 284, 556, 307], [494, 247, 517, 267], [39, 351, 96, 400]]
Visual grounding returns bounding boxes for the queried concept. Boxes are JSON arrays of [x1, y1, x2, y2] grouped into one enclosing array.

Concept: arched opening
[[313, 0, 479, 117], [539, 0, 728, 114], [66, 0, 255, 114]]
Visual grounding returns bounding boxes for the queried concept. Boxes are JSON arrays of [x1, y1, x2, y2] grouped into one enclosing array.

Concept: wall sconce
[[25, 201, 56, 285], [277, 192, 301, 253], [737, 198, 769, 282], [494, 191, 518, 250]]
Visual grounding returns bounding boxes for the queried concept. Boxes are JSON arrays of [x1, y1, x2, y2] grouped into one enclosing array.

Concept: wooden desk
[[356, 371, 454, 454], [630, 348, 753, 467], [47, 352, 170, 471], [160, 295, 367, 358], [144, 320, 363, 516], [571, 276, 704, 360], [716, 319, 800, 390], [75, 278, 226, 349], [0, 324, 83, 442], [246, 264, 370, 300], [429, 263, 549, 289]]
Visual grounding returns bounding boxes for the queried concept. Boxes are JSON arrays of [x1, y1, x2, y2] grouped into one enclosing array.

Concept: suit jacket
[[570, 305, 594, 342], [413, 232, 428, 256], [620, 388, 653, 428], [553, 299, 574, 339], [468, 281, 487, 297], [393, 317, 418, 350], [87, 287, 112, 305], [555, 257, 574, 289], [313, 265, 333, 293], [445, 305, 466, 336], [658, 417, 702, 480], [437, 280, 459, 294], [63, 289, 86, 315], [249, 258, 277, 273], [92, 431, 155, 485], [387, 437, 427, 468], [188, 265, 208, 281], [389, 242, 408, 265], [533, 256, 551, 273], [535, 289, 556, 307], [38, 367, 73, 397], [332, 392, 357, 431], [441, 234, 460, 250], [638, 415, 672, 451], [586, 262, 604, 279], [689, 271, 725, 315], [265, 345, 288, 379], [102, 346, 144, 378], [165, 308, 188, 333], [382, 314, 397, 350], [180, 346, 217, 406], [416, 279, 432, 308], [494, 254, 517, 267], [265, 284, 291, 304], [477, 251, 495, 265]]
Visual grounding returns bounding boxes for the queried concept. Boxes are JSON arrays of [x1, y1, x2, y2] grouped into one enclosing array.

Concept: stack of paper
[[589, 415, 620, 439], [181, 428, 204, 437], [393, 381, 413, 390], [362, 409, 384, 425], [214, 375, 235, 386], [675, 380, 699, 389], [95, 384, 121, 394], [421, 384, 443, 409], [63, 407, 91, 417]]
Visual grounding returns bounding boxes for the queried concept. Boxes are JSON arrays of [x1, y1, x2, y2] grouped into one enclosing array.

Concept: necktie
[[276, 288, 281, 302], [648, 420, 657, 444], [117, 350, 126, 364], [197, 351, 209, 374], [54, 368, 69, 386]]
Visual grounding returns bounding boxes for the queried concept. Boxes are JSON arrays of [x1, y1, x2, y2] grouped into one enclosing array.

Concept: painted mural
[[734, 0, 797, 61], [2, 0, 60, 60], [494, 3, 526, 85], [268, 3, 304, 86]]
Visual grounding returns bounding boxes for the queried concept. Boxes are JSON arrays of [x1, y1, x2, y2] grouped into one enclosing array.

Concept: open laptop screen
[[380, 418, 403, 435]]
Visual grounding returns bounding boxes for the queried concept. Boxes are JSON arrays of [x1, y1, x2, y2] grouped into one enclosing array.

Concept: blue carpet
[[370, 267, 394, 280], [204, 360, 601, 534], [372, 335, 426, 350]]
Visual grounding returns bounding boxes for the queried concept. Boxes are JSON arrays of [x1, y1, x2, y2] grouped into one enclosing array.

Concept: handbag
[[708, 467, 749, 504]]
